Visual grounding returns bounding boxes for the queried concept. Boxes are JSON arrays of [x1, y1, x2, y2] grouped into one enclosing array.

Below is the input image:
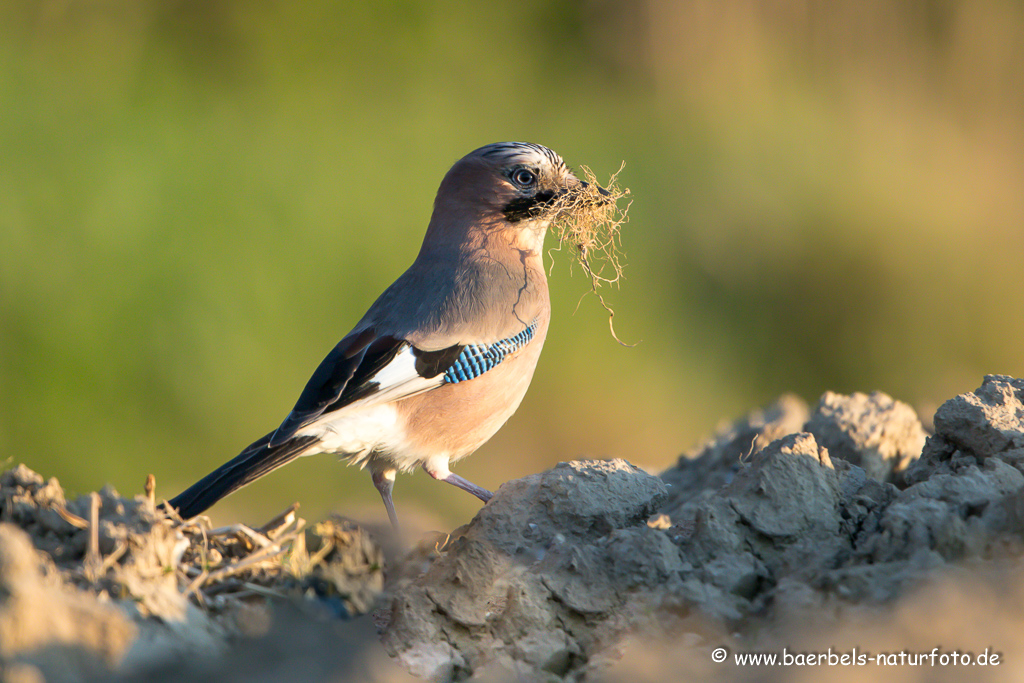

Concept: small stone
[[647, 513, 672, 530]]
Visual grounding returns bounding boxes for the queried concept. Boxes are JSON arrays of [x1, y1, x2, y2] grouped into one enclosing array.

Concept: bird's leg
[[444, 473, 493, 503], [371, 468, 400, 530], [422, 460, 493, 503]]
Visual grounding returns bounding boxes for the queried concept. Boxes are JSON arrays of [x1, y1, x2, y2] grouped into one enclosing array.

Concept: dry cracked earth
[[3, 375, 1024, 682]]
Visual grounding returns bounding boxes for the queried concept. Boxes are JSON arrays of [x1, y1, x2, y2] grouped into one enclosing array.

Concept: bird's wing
[[268, 329, 464, 446], [268, 320, 540, 447]]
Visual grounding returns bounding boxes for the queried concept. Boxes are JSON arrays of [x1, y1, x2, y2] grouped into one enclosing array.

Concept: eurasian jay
[[168, 142, 601, 528]]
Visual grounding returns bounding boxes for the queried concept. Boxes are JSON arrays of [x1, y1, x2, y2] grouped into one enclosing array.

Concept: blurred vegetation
[[2, 1, 1022, 526]]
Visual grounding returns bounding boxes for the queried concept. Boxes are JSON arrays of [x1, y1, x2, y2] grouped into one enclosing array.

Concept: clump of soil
[[382, 375, 1024, 680], [0, 467, 386, 682]]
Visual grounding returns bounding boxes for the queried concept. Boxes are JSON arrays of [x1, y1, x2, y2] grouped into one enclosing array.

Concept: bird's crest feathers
[[475, 142, 569, 177]]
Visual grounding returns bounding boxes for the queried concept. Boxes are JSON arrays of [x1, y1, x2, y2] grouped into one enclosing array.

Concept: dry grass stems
[[169, 497, 384, 615], [0, 464, 384, 621], [546, 163, 634, 345]]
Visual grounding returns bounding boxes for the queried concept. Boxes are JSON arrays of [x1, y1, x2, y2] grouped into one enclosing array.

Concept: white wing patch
[[349, 344, 444, 408]]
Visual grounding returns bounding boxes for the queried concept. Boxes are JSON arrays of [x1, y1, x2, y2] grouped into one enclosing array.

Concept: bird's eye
[[512, 168, 537, 187]]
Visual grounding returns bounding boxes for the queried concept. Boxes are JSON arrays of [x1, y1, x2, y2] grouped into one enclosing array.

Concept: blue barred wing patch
[[444, 321, 538, 384]]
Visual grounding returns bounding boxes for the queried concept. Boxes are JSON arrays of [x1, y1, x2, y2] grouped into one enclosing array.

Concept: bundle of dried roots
[[547, 163, 633, 345]]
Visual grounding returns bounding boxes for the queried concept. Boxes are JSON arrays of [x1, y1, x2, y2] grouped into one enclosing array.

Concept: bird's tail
[[167, 433, 319, 519]]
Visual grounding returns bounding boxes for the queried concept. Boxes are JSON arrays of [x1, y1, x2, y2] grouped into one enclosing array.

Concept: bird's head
[[426, 142, 609, 256]]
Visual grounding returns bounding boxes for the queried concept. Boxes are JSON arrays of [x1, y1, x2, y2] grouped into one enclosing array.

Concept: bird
[[168, 142, 607, 528]]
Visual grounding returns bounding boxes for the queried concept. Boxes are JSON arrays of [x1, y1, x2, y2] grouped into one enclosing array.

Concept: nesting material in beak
[[546, 163, 634, 345]]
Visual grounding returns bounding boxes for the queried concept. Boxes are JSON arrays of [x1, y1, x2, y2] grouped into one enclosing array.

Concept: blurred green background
[[2, 1, 1022, 527]]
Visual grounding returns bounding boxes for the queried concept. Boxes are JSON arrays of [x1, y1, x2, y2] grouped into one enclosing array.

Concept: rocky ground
[[3, 375, 1024, 682]]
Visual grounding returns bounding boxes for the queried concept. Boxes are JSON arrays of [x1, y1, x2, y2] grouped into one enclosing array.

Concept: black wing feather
[[168, 432, 319, 519], [331, 336, 410, 406]]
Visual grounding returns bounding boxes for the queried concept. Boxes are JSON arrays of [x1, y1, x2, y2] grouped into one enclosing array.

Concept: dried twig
[[208, 523, 274, 550], [54, 504, 89, 529], [258, 503, 300, 539], [100, 541, 129, 573], [201, 519, 306, 586], [240, 583, 289, 599], [84, 492, 102, 582], [144, 473, 156, 512]]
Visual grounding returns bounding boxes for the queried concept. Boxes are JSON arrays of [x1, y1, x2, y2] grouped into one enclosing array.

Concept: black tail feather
[[168, 433, 319, 519]]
